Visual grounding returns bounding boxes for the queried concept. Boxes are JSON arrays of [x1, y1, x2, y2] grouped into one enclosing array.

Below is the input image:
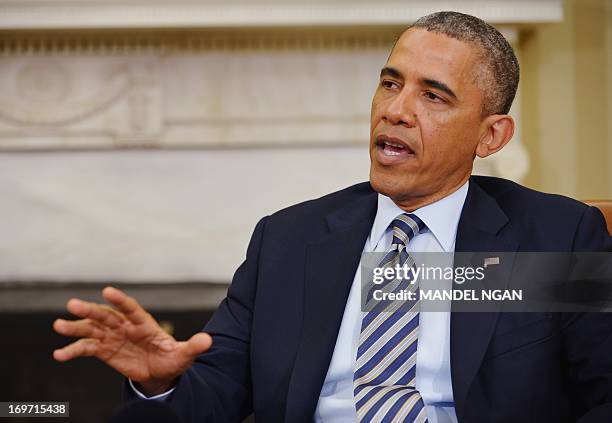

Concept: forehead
[[387, 28, 480, 89]]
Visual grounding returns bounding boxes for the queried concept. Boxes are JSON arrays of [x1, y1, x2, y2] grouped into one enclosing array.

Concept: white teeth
[[383, 149, 401, 156], [384, 141, 405, 149]]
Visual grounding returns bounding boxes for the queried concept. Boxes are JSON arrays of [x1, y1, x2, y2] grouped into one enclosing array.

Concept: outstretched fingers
[[66, 298, 125, 329], [53, 318, 106, 339], [102, 286, 151, 325], [53, 338, 100, 362]]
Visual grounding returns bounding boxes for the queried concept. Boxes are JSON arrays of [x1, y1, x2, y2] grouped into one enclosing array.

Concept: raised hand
[[53, 286, 212, 396]]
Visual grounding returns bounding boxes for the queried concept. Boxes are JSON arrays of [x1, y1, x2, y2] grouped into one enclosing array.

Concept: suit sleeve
[[561, 206, 612, 421], [125, 216, 268, 423]]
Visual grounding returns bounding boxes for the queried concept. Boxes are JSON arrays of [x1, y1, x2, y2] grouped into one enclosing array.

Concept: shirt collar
[[369, 180, 469, 252]]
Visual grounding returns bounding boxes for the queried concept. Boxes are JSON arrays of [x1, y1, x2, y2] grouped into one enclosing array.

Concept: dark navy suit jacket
[[128, 176, 612, 422]]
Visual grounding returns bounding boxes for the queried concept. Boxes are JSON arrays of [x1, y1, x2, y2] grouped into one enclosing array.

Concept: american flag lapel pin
[[484, 257, 500, 268]]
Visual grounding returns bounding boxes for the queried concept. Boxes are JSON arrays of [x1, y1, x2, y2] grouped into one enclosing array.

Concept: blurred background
[[0, 0, 610, 421]]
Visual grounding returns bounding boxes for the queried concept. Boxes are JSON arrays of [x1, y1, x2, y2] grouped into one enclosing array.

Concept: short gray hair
[[407, 11, 519, 115]]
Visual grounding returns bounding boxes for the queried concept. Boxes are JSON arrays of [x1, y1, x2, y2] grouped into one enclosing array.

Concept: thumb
[[180, 332, 213, 358]]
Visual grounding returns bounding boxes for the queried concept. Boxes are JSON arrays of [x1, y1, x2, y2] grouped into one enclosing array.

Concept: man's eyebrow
[[422, 78, 457, 100], [379, 68, 457, 100], [379, 66, 402, 79]]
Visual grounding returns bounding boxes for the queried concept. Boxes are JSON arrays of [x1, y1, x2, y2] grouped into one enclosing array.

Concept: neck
[[390, 175, 470, 212]]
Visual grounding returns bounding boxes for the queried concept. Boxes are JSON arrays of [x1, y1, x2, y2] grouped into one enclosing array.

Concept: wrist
[[134, 377, 177, 397]]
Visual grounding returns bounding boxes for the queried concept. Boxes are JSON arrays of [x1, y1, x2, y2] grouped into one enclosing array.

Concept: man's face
[[369, 28, 488, 208]]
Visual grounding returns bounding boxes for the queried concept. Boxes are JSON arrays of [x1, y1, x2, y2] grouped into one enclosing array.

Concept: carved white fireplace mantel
[[0, 1, 559, 287]]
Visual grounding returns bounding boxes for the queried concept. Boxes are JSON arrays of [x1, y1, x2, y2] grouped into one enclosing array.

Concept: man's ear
[[475, 115, 515, 158]]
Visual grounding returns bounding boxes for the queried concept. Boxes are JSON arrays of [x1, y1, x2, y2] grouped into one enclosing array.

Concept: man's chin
[[369, 173, 415, 201]]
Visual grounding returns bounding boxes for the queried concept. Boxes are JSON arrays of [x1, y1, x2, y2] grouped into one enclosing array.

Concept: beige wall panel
[[607, 0, 612, 197], [522, 0, 610, 199], [522, 3, 577, 197], [574, 0, 608, 199]]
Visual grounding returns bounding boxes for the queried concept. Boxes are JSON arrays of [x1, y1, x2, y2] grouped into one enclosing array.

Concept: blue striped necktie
[[353, 213, 428, 422]]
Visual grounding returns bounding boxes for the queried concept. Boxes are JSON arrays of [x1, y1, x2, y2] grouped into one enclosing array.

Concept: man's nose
[[382, 91, 417, 127]]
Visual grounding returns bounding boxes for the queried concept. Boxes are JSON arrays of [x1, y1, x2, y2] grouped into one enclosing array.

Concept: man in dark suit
[[53, 11, 612, 422]]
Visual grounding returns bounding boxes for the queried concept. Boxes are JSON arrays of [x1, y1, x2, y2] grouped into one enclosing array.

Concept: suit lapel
[[285, 186, 378, 423], [451, 178, 519, 421]]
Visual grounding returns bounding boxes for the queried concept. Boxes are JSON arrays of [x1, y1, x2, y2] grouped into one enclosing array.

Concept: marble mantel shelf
[[0, 0, 563, 30]]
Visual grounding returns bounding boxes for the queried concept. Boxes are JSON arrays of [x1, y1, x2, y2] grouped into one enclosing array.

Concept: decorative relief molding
[[0, 46, 384, 150], [0, 55, 163, 148], [0, 30, 398, 55], [0, 59, 130, 126], [0, 0, 563, 30]]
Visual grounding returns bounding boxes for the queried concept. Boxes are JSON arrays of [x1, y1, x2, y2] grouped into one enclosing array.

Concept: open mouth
[[374, 135, 416, 164]]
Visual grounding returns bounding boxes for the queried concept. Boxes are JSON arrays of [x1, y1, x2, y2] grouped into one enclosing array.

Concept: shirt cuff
[[128, 379, 176, 400]]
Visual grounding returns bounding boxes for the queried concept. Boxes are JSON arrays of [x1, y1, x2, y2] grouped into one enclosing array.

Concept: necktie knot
[[391, 213, 427, 250]]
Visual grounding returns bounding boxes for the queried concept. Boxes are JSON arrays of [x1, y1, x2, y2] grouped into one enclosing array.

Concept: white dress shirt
[[314, 181, 468, 423], [133, 181, 469, 423]]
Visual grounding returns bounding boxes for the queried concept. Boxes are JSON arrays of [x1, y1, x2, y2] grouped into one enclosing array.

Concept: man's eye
[[381, 80, 399, 89], [424, 91, 444, 102]]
